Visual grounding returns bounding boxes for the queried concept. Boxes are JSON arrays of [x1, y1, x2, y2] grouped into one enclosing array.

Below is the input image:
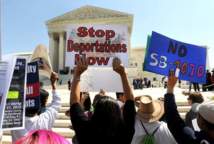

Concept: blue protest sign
[[143, 31, 207, 83]]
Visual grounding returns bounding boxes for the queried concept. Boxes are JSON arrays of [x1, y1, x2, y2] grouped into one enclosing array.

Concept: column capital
[[48, 32, 54, 38]]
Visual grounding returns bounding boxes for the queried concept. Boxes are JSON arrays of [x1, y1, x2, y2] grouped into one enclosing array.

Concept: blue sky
[[2, 0, 214, 68]]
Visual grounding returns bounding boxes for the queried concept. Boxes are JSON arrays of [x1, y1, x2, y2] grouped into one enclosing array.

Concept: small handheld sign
[[143, 31, 207, 83], [26, 62, 40, 111]]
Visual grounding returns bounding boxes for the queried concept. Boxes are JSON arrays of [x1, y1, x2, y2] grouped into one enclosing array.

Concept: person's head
[[26, 89, 49, 117], [39, 82, 44, 88], [82, 93, 91, 111], [91, 96, 122, 135], [15, 130, 70, 144], [93, 94, 105, 107], [99, 89, 106, 96], [116, 92, 125, 103], [40, 89, 49, 107], [197, 101, 214, 135], [137, 95, 164, 123], [187, 92, 204, 105]]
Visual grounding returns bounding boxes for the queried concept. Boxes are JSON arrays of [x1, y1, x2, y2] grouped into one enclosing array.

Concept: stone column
[[59, 32, 64, 71], [48, 32, 54, 69]]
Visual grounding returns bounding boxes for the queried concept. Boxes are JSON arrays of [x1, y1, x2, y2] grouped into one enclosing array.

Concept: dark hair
[[26, 89, 49, 117], [91, 96, 123, 137], [93, 94, 103, 107], [40, 89, 49, 107], [83, 94, 91, 111], [116, 92, 124, 99], [39, 82, 44, 88], [188, 93, 204, 104], [26, 109, 40, 117]]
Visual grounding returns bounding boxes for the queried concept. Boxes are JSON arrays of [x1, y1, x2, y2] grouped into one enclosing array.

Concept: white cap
[[198, 101, 214, 124]]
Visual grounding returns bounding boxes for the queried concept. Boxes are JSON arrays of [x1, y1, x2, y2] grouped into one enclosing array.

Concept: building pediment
[[46, 5, 133, 25]]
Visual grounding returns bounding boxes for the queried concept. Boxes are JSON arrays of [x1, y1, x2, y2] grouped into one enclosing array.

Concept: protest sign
[[0, 56, 16, 130], [26, 62, 40, 111], [0, 62, 11, 130], [80, 68, 123, 92], [65, 25, 129, 68], [143, 31, 207, 83], [0, 62, 8, 129], [2, 58, 27, 130]]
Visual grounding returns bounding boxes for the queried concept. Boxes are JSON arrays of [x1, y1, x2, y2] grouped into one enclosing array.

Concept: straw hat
[[137, 95, 164, 123]]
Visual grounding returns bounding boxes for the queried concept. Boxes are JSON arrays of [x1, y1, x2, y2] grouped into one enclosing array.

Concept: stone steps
[[177, 106, 191, 113], [57, 113, 70, 120], [54, 119, 71, 128], [1, 103, 190, 144]]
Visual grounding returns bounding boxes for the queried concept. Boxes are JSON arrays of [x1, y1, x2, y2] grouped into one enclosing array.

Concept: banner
[[26, 62, 40, 111], [65, 25, 129, 68], [143, 31, 207, 83], [2, 58, 27, 130]]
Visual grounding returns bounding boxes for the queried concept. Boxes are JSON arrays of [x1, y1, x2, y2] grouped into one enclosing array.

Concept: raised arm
[[69, 57, 91, 142], [113, 57, 136, 143], [70, 57, 88, 105], [38, 72, 61, 129], [49, 72, 60, 109], [112, 57, 134, 101], [165, 73, 195, 144]]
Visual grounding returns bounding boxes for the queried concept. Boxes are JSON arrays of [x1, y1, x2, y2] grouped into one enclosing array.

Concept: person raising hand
[[69, 57, 136, 144]]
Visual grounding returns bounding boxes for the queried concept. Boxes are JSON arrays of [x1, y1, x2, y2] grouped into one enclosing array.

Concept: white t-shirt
[[131, 117, 177, 144], [11, 90, 61, 142]]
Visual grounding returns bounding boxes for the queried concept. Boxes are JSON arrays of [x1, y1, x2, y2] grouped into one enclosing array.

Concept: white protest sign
[[0, 56, 16, 130], [80, 68, 123, 92], [65, 25, 129, 68], [0, 62, 10, 129]]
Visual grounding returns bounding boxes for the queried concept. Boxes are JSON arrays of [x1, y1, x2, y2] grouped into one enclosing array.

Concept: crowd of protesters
[[0, 57, 213, 144], [188, 69, 214, 92], [133, 78, 151, 89]]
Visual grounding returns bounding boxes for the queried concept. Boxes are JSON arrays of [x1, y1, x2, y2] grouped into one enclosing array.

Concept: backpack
[[140, 120, 160, 144]]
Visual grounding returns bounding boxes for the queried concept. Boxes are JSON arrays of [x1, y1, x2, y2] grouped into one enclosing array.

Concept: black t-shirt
[[70, 100, 136, 144]]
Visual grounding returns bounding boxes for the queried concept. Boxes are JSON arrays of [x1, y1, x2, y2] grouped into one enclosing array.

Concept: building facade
[[46, 5, 161, 83], [46, 5, 133, 72]]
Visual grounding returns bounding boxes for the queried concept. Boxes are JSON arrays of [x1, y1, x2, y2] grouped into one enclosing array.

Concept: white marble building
[[46, 5, 133, 72]]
